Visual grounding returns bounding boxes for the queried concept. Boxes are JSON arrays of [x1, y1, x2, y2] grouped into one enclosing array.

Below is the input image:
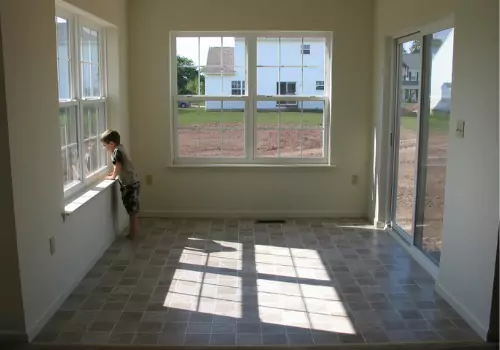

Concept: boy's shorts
[[120, 182, 140, 214]]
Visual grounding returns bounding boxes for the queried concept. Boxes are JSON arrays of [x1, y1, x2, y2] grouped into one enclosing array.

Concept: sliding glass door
[[390, 27, 454, 266], [391, 34, 422, 242]]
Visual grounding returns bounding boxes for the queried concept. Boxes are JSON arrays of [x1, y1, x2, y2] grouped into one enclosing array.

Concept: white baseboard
[[435, 283, 488, 341], [25, 236, 114, 341], [141, 210, 367, 220]]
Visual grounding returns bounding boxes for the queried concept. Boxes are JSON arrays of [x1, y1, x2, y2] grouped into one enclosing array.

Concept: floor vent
[[255, 219, 286, 224]]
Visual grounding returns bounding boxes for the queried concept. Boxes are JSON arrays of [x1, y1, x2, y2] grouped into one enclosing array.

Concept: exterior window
[[231, 80, 245, 95], [301, 44, 311, 55], [172, 32, 331, 164], [56, 11, 107, 195]]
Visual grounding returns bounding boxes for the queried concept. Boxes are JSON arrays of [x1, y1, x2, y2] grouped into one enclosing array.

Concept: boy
[[101, 129, 140, 240]]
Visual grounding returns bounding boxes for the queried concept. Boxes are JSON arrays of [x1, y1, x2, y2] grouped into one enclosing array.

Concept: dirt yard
[[396, 126, 449, 260], [178, 124, 323, 158]]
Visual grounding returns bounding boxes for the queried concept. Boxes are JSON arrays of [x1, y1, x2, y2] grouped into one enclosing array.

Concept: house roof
[[202, 47, 236, 74], [402, 53, 420, 70]]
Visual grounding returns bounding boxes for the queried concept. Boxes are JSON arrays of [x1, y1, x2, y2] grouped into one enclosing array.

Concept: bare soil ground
[[179, 124, 323, 158], [396, 128, 449, 259]]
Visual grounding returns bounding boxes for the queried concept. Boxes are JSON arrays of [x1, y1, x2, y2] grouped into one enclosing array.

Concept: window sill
[[63, 178, 117, 217], [167, 163, 336, 168]]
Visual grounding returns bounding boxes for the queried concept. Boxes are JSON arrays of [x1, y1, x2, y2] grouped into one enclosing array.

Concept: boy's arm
[[106, 162, 122, 180], [106, 149, 123, 180]]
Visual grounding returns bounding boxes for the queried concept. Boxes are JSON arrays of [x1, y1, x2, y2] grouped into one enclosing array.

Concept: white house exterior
[[401, 28, 454, 113], [429, 28, 454, 112], [204, 38, 326, 111]]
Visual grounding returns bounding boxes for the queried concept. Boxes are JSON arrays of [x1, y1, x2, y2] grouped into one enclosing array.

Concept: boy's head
[[100, 129, 121, 153]]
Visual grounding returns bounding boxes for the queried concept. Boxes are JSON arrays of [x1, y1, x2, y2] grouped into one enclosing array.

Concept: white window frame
[[170, 31, 332, 166], [57, 7, 108, 198]]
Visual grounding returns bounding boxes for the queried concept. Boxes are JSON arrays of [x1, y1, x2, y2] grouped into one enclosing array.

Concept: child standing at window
[[101, 129, 140, 240]]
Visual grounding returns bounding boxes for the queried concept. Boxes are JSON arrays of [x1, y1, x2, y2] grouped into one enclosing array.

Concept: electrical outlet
[[145, 174, 153, 185], [351, 175, 358, 185], [49, 236, 56, 256]]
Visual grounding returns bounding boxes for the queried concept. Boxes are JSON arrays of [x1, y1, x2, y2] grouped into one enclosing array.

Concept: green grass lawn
[[178, 108, 323, 127], [401, 113, 450, 133]]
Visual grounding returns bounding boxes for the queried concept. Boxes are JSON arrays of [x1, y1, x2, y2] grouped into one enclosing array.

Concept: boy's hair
[[100, 129, 121, 145]]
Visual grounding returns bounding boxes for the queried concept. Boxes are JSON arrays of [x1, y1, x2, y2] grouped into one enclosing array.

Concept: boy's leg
[[129, 213, 139, 238], [124, 184, 140, 239]]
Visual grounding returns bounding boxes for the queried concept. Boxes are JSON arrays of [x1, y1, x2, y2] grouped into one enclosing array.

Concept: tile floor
[[35, 218, 481, 346]]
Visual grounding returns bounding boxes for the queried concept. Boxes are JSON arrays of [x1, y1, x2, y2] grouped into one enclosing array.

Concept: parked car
[[178, 101, 190, 108]]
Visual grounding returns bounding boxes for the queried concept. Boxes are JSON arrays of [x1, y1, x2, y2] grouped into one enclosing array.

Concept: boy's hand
[[105, 175, 115, 180]]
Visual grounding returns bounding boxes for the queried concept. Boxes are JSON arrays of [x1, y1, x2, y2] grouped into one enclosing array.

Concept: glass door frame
[[389, 32, 424, 245], [388, 17, 455, 271]]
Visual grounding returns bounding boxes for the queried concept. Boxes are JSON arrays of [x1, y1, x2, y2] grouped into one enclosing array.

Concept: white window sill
[[167, 163, 336, 168], [63, 179, 117, 217]]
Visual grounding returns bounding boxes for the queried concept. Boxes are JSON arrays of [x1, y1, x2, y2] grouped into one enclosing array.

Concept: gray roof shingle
[[202, 47, 236, 74]]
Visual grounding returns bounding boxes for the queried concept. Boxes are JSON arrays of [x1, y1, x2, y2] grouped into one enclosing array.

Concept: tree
[[408, 39, 443, 54], [177, 56, 204, 95], [409, 41, 421, 53]]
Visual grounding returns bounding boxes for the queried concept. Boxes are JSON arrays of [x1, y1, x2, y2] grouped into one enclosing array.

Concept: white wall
[[0, 17, 25, 339], [372, 0, 499, 339], [0, 0, 129, 339], [129, 0, 373, 217]]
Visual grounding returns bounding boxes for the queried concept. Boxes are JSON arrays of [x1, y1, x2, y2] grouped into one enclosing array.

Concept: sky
[[177, 37, 235, 66]]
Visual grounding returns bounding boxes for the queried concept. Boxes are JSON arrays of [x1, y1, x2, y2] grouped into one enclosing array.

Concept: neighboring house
[[401, 28, 454, 113], [429, 28, 454, 113], [204, 38, 325, 111], [402, 53, 420, 104]]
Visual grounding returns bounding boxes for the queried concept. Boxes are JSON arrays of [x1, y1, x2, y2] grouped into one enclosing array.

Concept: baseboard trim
[[435, 283, 488, 341], [0, 330, 27, 345], [25, 236, 114, 341], [140, 210, 367, 219]]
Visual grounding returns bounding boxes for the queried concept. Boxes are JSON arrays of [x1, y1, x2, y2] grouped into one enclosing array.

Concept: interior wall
[[0, 16, 25, 339], [128, 0, 374, 218], [0, 0, 129, 339], [373, 0, 499, 339]]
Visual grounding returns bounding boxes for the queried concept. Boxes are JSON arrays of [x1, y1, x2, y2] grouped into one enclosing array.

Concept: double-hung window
[[56, 10, 107, 195], [171, 32, 332, 165]]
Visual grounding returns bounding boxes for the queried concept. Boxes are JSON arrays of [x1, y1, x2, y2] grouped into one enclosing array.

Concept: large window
[[56, 11, 107, 195], [172, 32, 331, 165]]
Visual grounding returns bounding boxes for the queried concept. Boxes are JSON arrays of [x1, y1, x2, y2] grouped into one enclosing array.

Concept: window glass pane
[[56, 16, 71, 100], [177, 36, 244, 96], [91, 63, 101, 96], [81, 26, 101, 98], [60, 106, 80, 189], [177, 100, 245, 157], [83, 104, 106, 175], [57, 59, 71, 100], [256, 100, 324, 158], [258, 37, 326, 97], [173, 32, 330, 163]]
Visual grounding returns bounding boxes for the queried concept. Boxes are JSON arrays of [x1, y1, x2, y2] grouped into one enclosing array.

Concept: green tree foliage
[[177, 56, 205, 95]]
